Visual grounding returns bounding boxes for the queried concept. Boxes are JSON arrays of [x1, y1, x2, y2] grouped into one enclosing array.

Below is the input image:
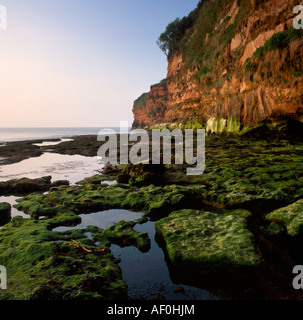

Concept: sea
[[0, 127, 124, 143], [0, 127, 113, 214]]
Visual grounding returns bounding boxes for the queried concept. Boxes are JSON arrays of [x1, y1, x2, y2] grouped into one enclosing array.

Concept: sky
[[0, 0, 200, 128]]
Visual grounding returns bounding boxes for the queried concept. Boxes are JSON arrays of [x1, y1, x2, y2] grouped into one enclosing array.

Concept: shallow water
[[54, 208, 219, 300], [0, 150, 219, 300], [111, 221, 219, 300], [0, 152, 103, 185], [53, 209, 143, 232], [0, 195, 29, 219], [33, 138, 74, 147]]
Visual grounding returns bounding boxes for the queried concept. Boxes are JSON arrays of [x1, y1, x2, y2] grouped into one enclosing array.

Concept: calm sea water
[[0, 127, 125, 143]]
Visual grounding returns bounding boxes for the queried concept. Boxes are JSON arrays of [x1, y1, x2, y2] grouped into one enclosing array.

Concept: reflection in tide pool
[[54, 209, 143, 232], [0, 147, 219, 300], [111, 221, 219, 301], [0, 195, 29, 219], [54, 208, 218, 301], [0, 152, 103, 185]]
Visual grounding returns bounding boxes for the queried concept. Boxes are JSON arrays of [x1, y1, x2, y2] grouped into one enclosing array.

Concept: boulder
[[50, 180, 70, 188], [0, 202, 11, 226], [99, 220, 151, 253], [117, 163, 165, 187], [0, 176, 52, 196], [155, 209, 261, 273], [266, 199, 303, 237]]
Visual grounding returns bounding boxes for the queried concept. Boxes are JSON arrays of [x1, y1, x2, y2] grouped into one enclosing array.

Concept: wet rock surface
[[0, 176, 70, 197], [0, 216, 127, 300], [0, 176, 52, 196], [266, 199, 303, 237], [155, 209, 261, 272], [0, 131, 303, 300], [0, 202, 11, 226], [98, 220, 151, 253]]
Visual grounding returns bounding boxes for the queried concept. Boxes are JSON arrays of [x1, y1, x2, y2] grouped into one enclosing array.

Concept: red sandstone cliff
[[132, 0, 303, 132]]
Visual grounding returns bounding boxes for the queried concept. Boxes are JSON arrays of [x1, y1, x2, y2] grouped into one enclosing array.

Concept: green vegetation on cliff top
[[158, 0, 251, 69], [157, 0, 302, 89]]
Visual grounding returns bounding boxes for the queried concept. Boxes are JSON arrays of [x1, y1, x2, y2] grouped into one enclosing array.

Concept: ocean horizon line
[[0, 126, 125, 129], [0, 127, 130, 143]]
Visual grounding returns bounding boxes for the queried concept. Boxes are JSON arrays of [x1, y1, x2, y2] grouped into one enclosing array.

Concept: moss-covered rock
[[50, 180, 70, 188], [263, 222, 286, 238], [14, 183, 206, 220], [155, 209, 261, 274], [0, 176, 52, 196], [0, 216, 127, 300], [2, 130, 303, 300], [163, 137, 303, 212], [100, 220, 151, 253], [266, 199, 303, 237], [15, 135, 303, 220], [76, 174, 116, 185], [0, 202, 11, 226], [117, 163, 165, 187]]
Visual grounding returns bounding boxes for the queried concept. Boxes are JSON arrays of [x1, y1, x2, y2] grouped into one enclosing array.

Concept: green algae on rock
[[266, 199, 303, 237], [100, 220, 151, 253], [6, 134, 303, 300], [76, 174, 117, 185], [163, 137, 303, 211], [13, 139, 303, 224], [0, 176, 72, 197], [0, 202, 11, 226], [14, 183, 206, 220], [0, 176, 52, 196], [155, 209, 261, 273], [0, 216, 127, 300], [117, 163, 165, 187]]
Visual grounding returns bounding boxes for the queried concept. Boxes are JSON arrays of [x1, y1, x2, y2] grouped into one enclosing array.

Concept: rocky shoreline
[[0, 127, 303, 300], [0, 135, 102, 165]]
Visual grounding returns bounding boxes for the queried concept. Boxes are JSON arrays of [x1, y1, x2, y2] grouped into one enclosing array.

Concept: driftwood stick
[[69, 239, 106, 254]]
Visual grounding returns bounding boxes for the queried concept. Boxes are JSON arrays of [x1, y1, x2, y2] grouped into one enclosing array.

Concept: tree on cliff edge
[[156, 0, 203, 58]]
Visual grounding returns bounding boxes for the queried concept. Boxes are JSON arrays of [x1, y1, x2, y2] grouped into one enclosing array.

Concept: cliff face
[[132, 0, 303, 132]]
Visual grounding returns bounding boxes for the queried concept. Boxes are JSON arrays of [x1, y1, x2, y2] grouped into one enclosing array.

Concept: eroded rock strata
[[133, 0, 303, 132]]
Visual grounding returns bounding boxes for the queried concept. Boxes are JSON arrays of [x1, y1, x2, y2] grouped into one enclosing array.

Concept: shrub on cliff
[[157, 16, 195, 58], [254, 27, 303, 60], [156, 1, 204, 58]]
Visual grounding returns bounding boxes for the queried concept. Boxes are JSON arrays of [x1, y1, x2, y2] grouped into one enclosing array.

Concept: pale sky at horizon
[[0, 0, 199, 128]]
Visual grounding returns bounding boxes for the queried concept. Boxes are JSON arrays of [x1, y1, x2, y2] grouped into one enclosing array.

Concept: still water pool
[[54, 208, 219, 300]]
